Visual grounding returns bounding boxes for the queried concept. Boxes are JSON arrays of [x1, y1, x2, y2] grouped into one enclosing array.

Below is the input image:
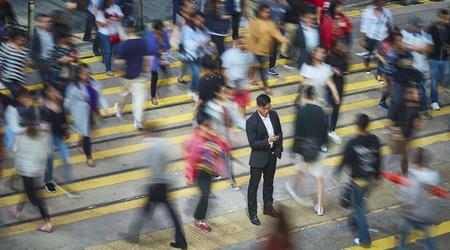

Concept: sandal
[[264, 87, 273, 95], [36, 224, 53, 233], [87, 158, 96, 168], [151, 98, 159, 106]]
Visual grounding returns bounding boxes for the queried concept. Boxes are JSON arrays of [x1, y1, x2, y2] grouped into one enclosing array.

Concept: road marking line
[[344, 221, 450, 250], [0, 131, 447, 238]]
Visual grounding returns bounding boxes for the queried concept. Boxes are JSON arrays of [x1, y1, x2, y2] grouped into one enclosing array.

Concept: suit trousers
[[247, 152, 277, 215]]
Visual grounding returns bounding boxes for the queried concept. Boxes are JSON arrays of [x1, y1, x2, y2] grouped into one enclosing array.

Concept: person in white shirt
[[221, 39, 255, 115], [95, 0, 124, 75], [401, 16, 433, 117], [359, 0, 393, 75]]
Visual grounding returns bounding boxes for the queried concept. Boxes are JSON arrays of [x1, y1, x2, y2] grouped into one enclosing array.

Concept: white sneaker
[[134, 121, 143, 130], [188, 90, 199, 102], [314, 204, 324, 216], [431, 102, 440, 111], [321, 145, 328, 153], [354, 238, 361, 246], [328, 131, 342, 144], [114, 103, 123, 120]]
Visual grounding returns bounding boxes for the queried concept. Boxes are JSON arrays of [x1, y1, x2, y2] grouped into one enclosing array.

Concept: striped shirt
[[0, 42, 28, 84], [49, 44, 74, 76]]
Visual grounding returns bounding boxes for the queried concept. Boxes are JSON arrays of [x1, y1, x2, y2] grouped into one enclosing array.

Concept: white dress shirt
[[301, 22, 320, 53], [259, 112, 274, 148], [360, 5, 393, 41]]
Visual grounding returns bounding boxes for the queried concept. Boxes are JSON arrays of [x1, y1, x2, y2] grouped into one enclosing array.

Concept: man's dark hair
[[153, 19, 164, 31], [256, 4, 270, 18], [201, 55, 221, 70], [356, 113, 370, 131], [256, 94, 271, 107], [438, 9, 449, 16], [36, 13, 50, 21], [301, 6, 316, 16], [9, 27, 27, 39]]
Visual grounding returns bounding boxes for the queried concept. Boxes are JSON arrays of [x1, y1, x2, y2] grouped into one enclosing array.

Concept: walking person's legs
[[351, 182, 371, 246], [188, 62, 200, 93], [98, 33, 113, 73], [211, 35, 225, 56], [255, 55, 271, 95], [268, 41, 279, 75], [54, 136, 73, 182], [83, 136, 95, 167], [83, 12, 95, 41], [21, 176, 52, 232], [430, 60, 443, 110], [130, 78, 147, 129], [194, 171, 212, 231], [150, 70, 159, 105], [225, 153, 238, 190], [165, 200, 188, 247], [115, 78, 132, 119]]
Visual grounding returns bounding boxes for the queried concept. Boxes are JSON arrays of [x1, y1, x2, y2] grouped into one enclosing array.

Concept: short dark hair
[[153, 19, 164, 30], [301, 6, 316, 16], [256, 94, 271, 107], [256, 4, 271, 18], [36, 13, 50, 21], [201, 55, 221, 70], [9, 27, 27, 39], [438, 9, 449, 16], [356, 113, 370, 131]]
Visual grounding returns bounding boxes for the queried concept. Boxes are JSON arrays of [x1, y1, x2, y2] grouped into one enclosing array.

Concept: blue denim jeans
[[98, 33, 113, 72], [188, 62, 200, 92], [44, 136, 73, 183], [430, 60, 449, 103], [397, 218, 436, 250], [348, 182, 371, 246], [4, 126, 15, 154]]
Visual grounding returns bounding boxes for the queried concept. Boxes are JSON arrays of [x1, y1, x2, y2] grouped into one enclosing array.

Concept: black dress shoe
[[170, 242, 188, 249], [263, 209, 279, 218], [248, 214, 261, 225]]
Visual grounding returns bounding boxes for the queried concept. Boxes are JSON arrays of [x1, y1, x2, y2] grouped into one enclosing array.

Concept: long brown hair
[[26, 124, 39, 138]]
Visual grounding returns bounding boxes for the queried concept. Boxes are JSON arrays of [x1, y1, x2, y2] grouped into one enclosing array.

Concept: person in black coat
[[246, 94, 283, 225]]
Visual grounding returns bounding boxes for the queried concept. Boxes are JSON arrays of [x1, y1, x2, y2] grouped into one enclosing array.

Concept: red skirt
[[233, 89, 250, 108]]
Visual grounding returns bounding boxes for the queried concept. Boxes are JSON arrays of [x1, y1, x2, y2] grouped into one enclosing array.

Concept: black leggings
[[151, 71, 158, 98], [269, 41, 279, 69], [193, 171, 212, 220], [18, 176, 50, 221], [231, 13, 241, 40], [83, 136, 92, 158]]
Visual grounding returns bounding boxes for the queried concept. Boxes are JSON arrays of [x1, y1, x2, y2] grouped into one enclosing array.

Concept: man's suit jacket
[[246, 110, 283, 168]]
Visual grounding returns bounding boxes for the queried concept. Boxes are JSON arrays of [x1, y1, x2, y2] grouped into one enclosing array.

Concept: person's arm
[[335, 141, 353, 176], [5, 107, 25, 134], [326, 78, 340, 104], [359, 10, 369, 48], [246, 117, 270, 150], [271, 22, 290, 44]]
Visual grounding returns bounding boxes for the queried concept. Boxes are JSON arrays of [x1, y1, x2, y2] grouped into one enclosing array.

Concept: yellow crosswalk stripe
[[0, 130, 447, 238], [344, 221, 450, 250]]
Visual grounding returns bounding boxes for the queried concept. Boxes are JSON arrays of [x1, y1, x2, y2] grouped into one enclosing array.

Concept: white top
[[259, 112, 274, 148], [301, 23, 320, 53], [300, 63, 333, 104], [96, 4, 124, 35], [87, 0, 103, 14], [221, 47, 255, 89], [36, 27, 54, 59], [360, 5, 393, 41], [401, 29, 433, 73], [181, 25, 210, 59]]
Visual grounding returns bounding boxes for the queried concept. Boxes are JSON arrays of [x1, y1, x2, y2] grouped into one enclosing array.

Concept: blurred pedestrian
[[194, 56, 224, 113], [114, 23, 150, 130], [180, 11, 211, 99], [246, 94, 283, 225], [205, 85, 246, 190], [286, 85, 327, 215], [375, 29, 400, 111], [0, 0, 17, 40], [263, 206, 293, 250], [293, 7, 319, 69], [49, 30, 79, 94], [427, 9, 450, 111], [360, 0, 393, 76], [31, 14, 55, 84], [246, 4, 289, 95], [401, 15, 433, 119], [41, 86, 74, 194], [95, 0, 124, 75], [221, 38, 254, 115], [83, 0, 103, 41], [396, 147, 439, 250], [184, 109, 230, 232], [265, 0, 289, 77], [320, 0, 352, 50], [335, 113, 382, 248], [146, 20, 170, 106], [9, 108, 53, 233], [226, 0, 244, 41], [120, 127, 188, 249], [205, 0, 232, 56], [390, 84, 423, 176], [326, 40, 348, 144], [280, 0, 301, 59], [65, 64, 108, 167], [4, 89, 30, 154], [0, 27, 28, 98]]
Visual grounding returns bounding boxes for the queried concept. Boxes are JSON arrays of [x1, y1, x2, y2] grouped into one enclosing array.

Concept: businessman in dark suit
[[246, 94, 283, 225]]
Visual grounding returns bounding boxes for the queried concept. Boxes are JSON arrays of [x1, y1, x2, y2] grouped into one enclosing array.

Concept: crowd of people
[[0, 0, 448, 249]]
